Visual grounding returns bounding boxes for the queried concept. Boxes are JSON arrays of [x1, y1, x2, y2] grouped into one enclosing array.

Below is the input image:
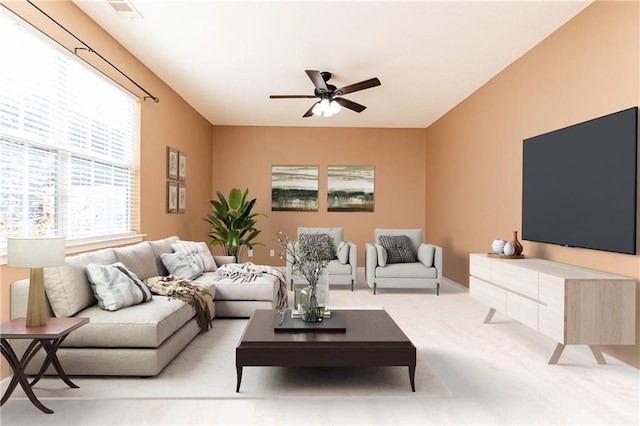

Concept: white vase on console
[[503, 242, 515, 256], [491, 239, 507, 254]]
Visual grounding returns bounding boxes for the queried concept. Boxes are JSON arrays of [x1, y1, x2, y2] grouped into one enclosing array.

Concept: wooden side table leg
[[1, 338, 53, 414], [483, 308, 496, 324], [589, 345, 607, 364], [1, 340, 23, 405], [548, 343, 565, 364], [38, 338, 79, 388]]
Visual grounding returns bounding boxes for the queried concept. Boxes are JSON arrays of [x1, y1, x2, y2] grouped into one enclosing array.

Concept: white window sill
[[1, 233, 145, 266]]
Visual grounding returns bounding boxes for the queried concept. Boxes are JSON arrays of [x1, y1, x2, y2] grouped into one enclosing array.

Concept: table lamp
[[7, 237, 65, 327]]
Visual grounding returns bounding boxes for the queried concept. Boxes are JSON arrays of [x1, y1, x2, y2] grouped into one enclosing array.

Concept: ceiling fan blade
[[334, 97, 366, 113], [303, 102, 319, 117], [270, 95, 317, 99], [305, 70, 329, 94], [335, 77, 381, 96]]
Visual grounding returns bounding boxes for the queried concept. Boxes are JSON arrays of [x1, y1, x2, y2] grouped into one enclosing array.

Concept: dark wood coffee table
[[236, 309, 416, 392]]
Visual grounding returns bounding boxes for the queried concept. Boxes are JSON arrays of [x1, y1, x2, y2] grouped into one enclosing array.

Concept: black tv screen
[[522, 107, 638, 255]]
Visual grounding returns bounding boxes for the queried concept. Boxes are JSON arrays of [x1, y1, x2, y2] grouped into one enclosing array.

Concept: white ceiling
[[73, 0, 591, 128]]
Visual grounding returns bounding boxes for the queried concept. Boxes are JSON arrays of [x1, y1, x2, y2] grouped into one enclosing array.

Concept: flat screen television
[[522, 106, 638, 255]]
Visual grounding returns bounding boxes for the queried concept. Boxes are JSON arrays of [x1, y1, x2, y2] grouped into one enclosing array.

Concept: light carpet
[[4, 317, 450, 401]]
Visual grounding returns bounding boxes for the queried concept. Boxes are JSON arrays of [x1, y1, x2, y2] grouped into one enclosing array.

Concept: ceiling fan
[[269, 70, 381, 117]]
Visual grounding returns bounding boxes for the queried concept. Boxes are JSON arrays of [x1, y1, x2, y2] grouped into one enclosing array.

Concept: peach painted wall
[[425, 0, 639, 367], [0, 1, 213, 378], [211, 126, 427, 266]]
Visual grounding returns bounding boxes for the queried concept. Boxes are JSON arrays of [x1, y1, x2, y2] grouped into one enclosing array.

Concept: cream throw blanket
[[145, 276, 214, 331], [212, 262, 288, 309]]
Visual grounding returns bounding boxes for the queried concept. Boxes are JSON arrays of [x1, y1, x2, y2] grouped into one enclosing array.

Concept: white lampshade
[[7, 237, 66, 268]]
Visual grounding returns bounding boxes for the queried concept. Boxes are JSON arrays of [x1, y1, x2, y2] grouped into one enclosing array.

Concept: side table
[[1, 317, 89, 414]]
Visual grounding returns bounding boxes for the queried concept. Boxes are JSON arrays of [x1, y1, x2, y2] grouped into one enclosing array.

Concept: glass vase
[[300, 284, 324, 322]]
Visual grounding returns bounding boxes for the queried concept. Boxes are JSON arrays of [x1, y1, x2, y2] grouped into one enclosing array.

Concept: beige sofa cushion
[[44, 248, 117, 318], [148, 236, 179, 276], [172, 241, 217, 272], [195, 272, 276, 301], [113, 241, 160, 280], [63, 295, 201, 348]]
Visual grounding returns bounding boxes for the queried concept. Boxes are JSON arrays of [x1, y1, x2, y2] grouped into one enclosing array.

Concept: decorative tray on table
[[487, 253, 525, 259]]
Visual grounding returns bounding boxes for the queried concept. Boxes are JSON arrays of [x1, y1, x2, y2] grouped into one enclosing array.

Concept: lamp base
[[26, 267, 47, 327]]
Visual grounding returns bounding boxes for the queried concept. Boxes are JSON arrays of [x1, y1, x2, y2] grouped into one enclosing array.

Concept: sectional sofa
[[9, 236, 283, 376]]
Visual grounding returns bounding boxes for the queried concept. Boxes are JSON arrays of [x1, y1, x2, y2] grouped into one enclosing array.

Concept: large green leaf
[[228, 188, 242, 210]]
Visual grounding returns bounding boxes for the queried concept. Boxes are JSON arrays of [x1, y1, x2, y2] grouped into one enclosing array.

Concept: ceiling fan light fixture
[[271, 70, 380, 118], [311, 98, 339, 117]]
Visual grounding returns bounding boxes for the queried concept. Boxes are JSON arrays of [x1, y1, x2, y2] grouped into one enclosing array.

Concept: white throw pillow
[[336, 241, 349, 264], [374, 244, 388, 267], [172, 241, 217, 272], [85, 262, 152, 311], [160, 252, 203, 280]]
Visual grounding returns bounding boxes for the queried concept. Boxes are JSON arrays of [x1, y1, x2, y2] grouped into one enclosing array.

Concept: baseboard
[[442, 276, 468, 291]]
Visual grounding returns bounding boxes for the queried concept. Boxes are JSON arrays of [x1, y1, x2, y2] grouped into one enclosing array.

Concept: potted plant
[[205, 188, 266, 261]]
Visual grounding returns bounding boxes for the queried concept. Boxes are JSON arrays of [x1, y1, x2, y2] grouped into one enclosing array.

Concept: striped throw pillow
[[85, 262, 152, 311]]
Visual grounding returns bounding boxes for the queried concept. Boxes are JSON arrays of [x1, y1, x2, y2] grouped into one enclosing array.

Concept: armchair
[[365, 228, 442, 295], [286, 227, 357, 291]]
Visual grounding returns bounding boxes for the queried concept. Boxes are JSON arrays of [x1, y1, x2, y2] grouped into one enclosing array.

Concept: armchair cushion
[[418, 244, 435, 267], [336, 241, 349, 264], [297, 227, 343, 258], [375, 244, 388, 267], [298, 233, 336, 259], [375, 262, 438, 279], [379, 235, 416, 264]]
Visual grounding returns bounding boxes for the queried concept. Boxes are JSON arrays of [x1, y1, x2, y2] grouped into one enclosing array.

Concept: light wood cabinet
[[469, 254, 636, 364]]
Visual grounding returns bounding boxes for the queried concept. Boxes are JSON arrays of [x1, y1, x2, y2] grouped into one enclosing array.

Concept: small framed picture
[[167, 147, 178, 180], [167, 181, 178, 213], [178, 184, 186, 213], [178, 151, 187, 181]]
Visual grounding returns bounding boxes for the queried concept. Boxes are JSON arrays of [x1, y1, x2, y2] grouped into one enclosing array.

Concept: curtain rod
[[26, 0, 159, 103]]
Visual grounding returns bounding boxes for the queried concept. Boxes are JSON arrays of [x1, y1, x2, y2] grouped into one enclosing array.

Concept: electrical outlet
[[270, 249, 275, 257], [248, 249, 253, 257]]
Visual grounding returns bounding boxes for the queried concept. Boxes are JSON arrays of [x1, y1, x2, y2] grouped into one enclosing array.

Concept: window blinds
[[0, 9, 140, 254]]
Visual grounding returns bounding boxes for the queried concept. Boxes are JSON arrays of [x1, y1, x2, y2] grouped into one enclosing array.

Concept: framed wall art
[[271, 165, 319, 211], [178, 183, 186, 213], [167, 147, 178, 180], [167, 181, 178, 213], [178, 151, 187, 181], [327, 165, 375, 212]]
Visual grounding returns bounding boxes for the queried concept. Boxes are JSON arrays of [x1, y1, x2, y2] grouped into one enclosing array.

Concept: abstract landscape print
[[327, 165, 374, 212], [271, 165, 319, 211]]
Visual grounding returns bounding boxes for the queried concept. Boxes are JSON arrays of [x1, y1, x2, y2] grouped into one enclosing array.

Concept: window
[[0, 9, 140, 256]]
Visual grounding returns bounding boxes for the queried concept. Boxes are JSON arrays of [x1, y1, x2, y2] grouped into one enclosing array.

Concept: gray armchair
[[286, 227, 357, 291], [365, 228, 442, 295]]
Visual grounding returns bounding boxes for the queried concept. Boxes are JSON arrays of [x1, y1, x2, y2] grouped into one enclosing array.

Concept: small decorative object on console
[[503, 242, 515, 256], [491, 239, 507, 254], [511, 231, 523, 256]]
